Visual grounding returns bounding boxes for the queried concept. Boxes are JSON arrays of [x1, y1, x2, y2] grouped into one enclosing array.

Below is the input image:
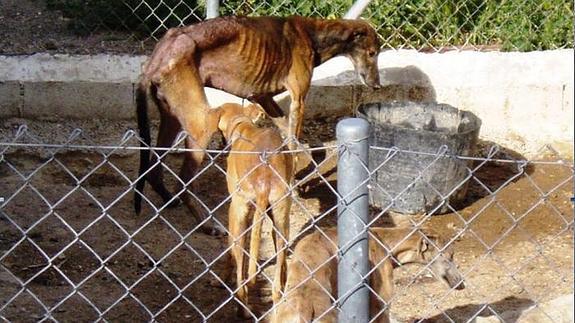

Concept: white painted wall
[[389, 49, 574, 158], [0, 54, 144, 82], [0, 49, 572, 157], [310, 49, 574, 158]]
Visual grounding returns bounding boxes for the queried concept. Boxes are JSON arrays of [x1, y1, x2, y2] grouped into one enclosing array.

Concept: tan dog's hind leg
[[247, 195, 267, 287], [228, 194, 251, 318], [270, 197, 291, 303]]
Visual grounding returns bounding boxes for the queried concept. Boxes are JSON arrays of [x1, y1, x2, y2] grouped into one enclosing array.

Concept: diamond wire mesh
[[45, 0, 573, 52], [0, 125, 573, 322]]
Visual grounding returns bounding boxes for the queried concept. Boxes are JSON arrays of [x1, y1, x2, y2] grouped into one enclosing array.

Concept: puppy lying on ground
[[213, 103, 293, 318], [272, 227, 465, 323]]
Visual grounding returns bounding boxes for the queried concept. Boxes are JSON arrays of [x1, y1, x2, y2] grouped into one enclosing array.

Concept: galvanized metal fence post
[[343, 0, 373, 19], [206, 0, 220, 19], [336, 118, 370, 323]]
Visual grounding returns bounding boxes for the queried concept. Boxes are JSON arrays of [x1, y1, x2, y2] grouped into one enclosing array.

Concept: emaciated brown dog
[[134, 16, 381, 235], [271, 227, 465, 323], [213, 102, 293, 318]]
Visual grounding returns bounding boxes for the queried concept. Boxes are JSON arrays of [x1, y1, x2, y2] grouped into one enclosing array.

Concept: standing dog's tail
[[134, 82, 151, 215]]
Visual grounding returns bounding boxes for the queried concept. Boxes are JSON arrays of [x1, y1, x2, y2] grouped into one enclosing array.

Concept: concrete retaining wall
[[0, 49, 572, 158]]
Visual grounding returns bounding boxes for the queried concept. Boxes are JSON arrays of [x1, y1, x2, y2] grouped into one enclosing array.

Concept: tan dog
[[134, 16, 381, 235], [213, 103, 293, 318], [272, 227, 465, 323]]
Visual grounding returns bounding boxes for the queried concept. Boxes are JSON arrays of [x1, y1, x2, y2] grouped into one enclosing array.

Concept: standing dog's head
[[342, 19, 382, 89], [308, 17, 382, 88]]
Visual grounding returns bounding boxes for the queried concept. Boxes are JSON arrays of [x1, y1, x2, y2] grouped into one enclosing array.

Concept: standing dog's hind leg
[[147, 106, 182, 208], [177, 127, 226, 236], [154, 50, 225, 235]]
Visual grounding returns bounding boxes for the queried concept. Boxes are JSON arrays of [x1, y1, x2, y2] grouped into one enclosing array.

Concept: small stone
[[44, 41, 58, 50]]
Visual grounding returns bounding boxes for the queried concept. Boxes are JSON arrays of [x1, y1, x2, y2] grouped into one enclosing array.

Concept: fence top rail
[[0, 140, 572, 167], [1, 126, 572, 165]]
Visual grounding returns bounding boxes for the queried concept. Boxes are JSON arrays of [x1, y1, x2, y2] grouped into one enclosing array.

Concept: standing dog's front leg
[[285, 90, 308, 150], [283, 60, 311, 188], [288, 96, 305, 146], [284, 55, 312, 147]]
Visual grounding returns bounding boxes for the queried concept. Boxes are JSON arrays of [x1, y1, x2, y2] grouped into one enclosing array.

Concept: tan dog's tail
[[134, 82, 151, 215], [247, 187, 269, 286]]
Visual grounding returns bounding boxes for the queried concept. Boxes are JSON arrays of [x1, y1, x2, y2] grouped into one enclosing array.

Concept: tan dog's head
[[387, 229, 465, 290], [214, 102, 266, 141], [343, 19, 381, 89], [418, 231, 465, 290]]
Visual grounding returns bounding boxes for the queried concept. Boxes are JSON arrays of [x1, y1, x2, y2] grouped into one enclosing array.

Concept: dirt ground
[[0, 117, 573, 322], [0, 0, 501, 56], [1, 1, 573, 322], [1, 0, 151, 55]]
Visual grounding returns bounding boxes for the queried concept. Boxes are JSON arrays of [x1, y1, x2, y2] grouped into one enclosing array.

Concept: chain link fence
[[3, 0, 572, 55], [1, 122, 573, 322]]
